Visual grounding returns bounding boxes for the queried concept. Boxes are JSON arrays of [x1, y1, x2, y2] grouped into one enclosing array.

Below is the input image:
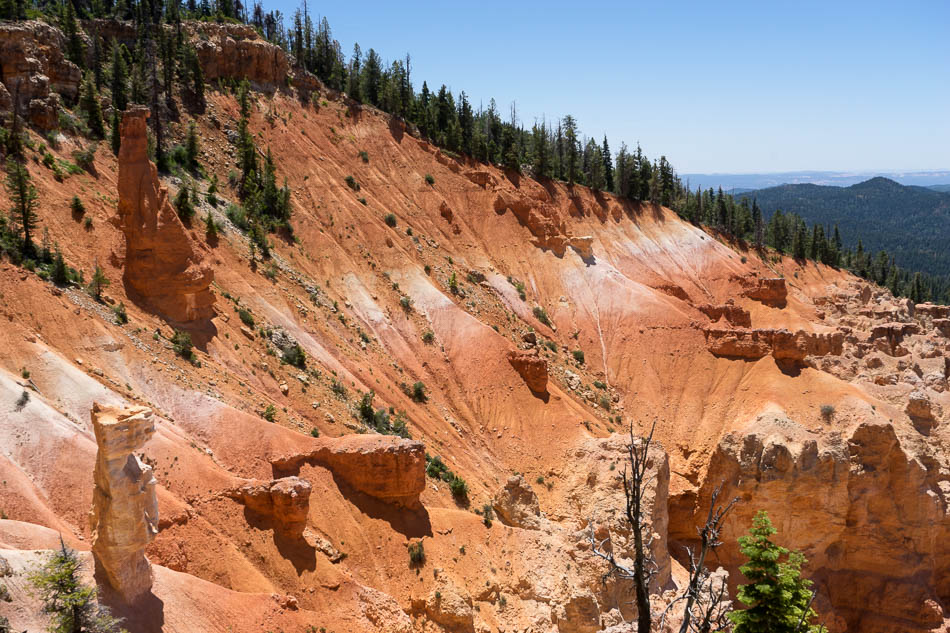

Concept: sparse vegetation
[[572, 349, 585, 364], [345, 175, 360, 191], [112, 302, 128, 324], [820, 404, 835, 419], [425, 455, 467, 501], [408, 541, 425, 566], [358, 150, 369, 163], [262, 404, 277, 422], [237, 308, 255, 327], [533, 306, 551, 326], [282, 343, 307, 368], [422, 330, 435, 344], [384, 213, 397, 227], [171, 330, 197, 364]]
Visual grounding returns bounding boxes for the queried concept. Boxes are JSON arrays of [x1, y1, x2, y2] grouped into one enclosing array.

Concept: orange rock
[[226, 477, 311, 535], [117, 107, 214, 323], [506, 348, 548, 393], [90, 403, 158, 602], [743, 277, 788, 305]]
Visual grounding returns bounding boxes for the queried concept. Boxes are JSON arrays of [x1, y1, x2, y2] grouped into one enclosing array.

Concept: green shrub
[[573, 349, 585, 364], [70, 195, 85, 216], [598, 394, 611, 411], [171, 330, 196, 363], [358, 150, 369, 163], [449, 475, 468, 500], [262, 404, 276, 422], [820, 404, 835, 419], [384, 213, 397, 227], [593, 380, 606, 390], [310, 427, 320, 438], [237, 307, 255, 327], [345, 175, 360, 191], [425, 173, 434, 185], [408, 541, 425, 566], [112, 302, 128, 324], [422, 330, 434, 344], [282, 343, 306, 368], [411, 381, 427, 402], [400, 295, 412, 312], [532, 306, 551, 326]]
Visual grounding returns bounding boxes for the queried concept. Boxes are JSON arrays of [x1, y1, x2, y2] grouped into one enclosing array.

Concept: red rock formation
[[743, 277, 788, 305], [117, 107, 214, 323], [190, 23, 291, 92], [90, 403, 158, 602], [0, 21, 81, 129], [506, 348, 549, 393], [225, 477, 311, 535], [697, 302, 752, 327], [272, 435, 425, 509], [703, 327, 844, 362]]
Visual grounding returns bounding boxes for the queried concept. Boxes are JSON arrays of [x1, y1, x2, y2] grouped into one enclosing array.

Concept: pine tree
[[186, 44, 204, 109], [62, 0, 85, 69], [91, 33, 104, 90], [79, 72, 106, 139], [110, 110, 121, 155], [87, 264, 110, 301], [110, 40, 129, 112], [5, 157, 39, 258], [185, 119, 200, 171], [729, 511, 821, 633], [602, 135, 614, 192], [51, 249, 69, 285], [562, 115, 578, 185]]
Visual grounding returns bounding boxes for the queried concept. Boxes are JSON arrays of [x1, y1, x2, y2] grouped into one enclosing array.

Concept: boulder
[[190, 22, 290, 91], [425, 577, 474, 632], [703, 327, 843, 362], [226, 476, 311, 535], [507, 349, 549, 393], [116, 107, 215, 323], [492, 474, 542, 529], [272, 435, 425, 509], [743, 277, 788, 305], [569, 235, 594, 259], [90, 403, 158, 602]]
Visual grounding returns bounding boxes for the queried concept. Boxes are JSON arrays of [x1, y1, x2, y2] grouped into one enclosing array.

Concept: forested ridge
[[1, 0, 948, 302]]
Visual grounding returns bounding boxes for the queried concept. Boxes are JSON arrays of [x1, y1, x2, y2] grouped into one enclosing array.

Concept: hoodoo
[[116, 106, 214, 323], [89, 403, 159, 602]]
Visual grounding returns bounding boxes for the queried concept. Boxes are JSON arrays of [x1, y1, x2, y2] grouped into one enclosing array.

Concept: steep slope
[[0, 21, 949, 633]]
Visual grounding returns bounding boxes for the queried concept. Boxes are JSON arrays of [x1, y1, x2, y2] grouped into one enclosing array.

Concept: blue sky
[[268, 1, 949, 174]]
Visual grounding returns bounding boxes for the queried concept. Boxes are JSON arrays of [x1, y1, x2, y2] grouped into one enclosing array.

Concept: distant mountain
[[682, 170, 950, 191], [744, 177, 950, 277], [929, 184, 950, 193]]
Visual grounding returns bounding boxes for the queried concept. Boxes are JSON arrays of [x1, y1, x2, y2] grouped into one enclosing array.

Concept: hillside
[[0, 18, 949, 633], [746, 177, 950, 276]]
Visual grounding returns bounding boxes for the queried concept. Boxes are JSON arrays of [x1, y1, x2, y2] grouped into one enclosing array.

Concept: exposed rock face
[[743, 277, 788, 305], [425, 576, 475, 632], [697, 302, 752, 327], [492, 474, 542, 529], [272, 435, 425, 509], [569, 235, 594, 259], [190, 23, 290, 92], [117, 107, 214, 323], [90, 403, 158, 602], [703, 327, 844, 362], [225, 477, 311, 535], [0, 21, 81, 129], [493, 192, 570, 254], [672, 414, 950, 633], [507, 348, 549, 393]]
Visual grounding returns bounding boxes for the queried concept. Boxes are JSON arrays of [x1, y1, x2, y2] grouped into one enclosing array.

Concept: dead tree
[[660, 482, 738, 633], [589, 420, 658, 633]]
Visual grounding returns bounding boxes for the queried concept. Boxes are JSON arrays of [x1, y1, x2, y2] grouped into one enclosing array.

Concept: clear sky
[[267, 1, 949, 174]]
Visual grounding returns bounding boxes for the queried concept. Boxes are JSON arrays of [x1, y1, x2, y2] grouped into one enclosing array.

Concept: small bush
[[572, 350, 585, 364], [425, 173, 435, 185], [598, 394, 611, 411], [171, 330, 196, 362], [345, 175, 360, 191], [448, 272, 458, 294], [424, 264, 431, 275], [262, 404, 276, 422], [358, 150, 369, 163], [400, 295, 412, 312], [422, 330, 434, 344], [449, 476, 468, 500], [820, 404, 835, 419], [282, 343, 307, 368], [112, 302, 128, 324], [70, 195, 86, 216], [330, 379, 347, 398], [411, 381, 427, 402], [310, 427, 320, 438], [358, 197, 367, 205], [384, 213, 397, 227], [408, 541, 425, 566], [532, 306, 551, 326], [237, 308, 255, 327], [593, 380, 606, 390], [72, 143, 98, 172]]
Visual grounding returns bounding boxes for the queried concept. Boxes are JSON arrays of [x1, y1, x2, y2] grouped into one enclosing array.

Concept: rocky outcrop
[[507, 349, 549, 394], [190, 23, 290, 92], [0, 21, 81, 129], [697, 302, 752, 327], [703, 327, 843, 362], [672, 414, 950, 633], [492, 474, 542, 529], [272, 435, 425, 509], [90, 403, 158, 602], [117, 107, 215, 323], [743, 277, 788, 305], [493, 192, 570, 255], [225, 477, 311, 535], [569, 235, 594, 259], [425, 576, 475, 632]]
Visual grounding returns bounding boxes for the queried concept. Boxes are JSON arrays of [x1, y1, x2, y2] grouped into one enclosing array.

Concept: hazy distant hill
[[683, 170, 950, 191], [744, 177, 950, 276], [929, 184, 950, 193]]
